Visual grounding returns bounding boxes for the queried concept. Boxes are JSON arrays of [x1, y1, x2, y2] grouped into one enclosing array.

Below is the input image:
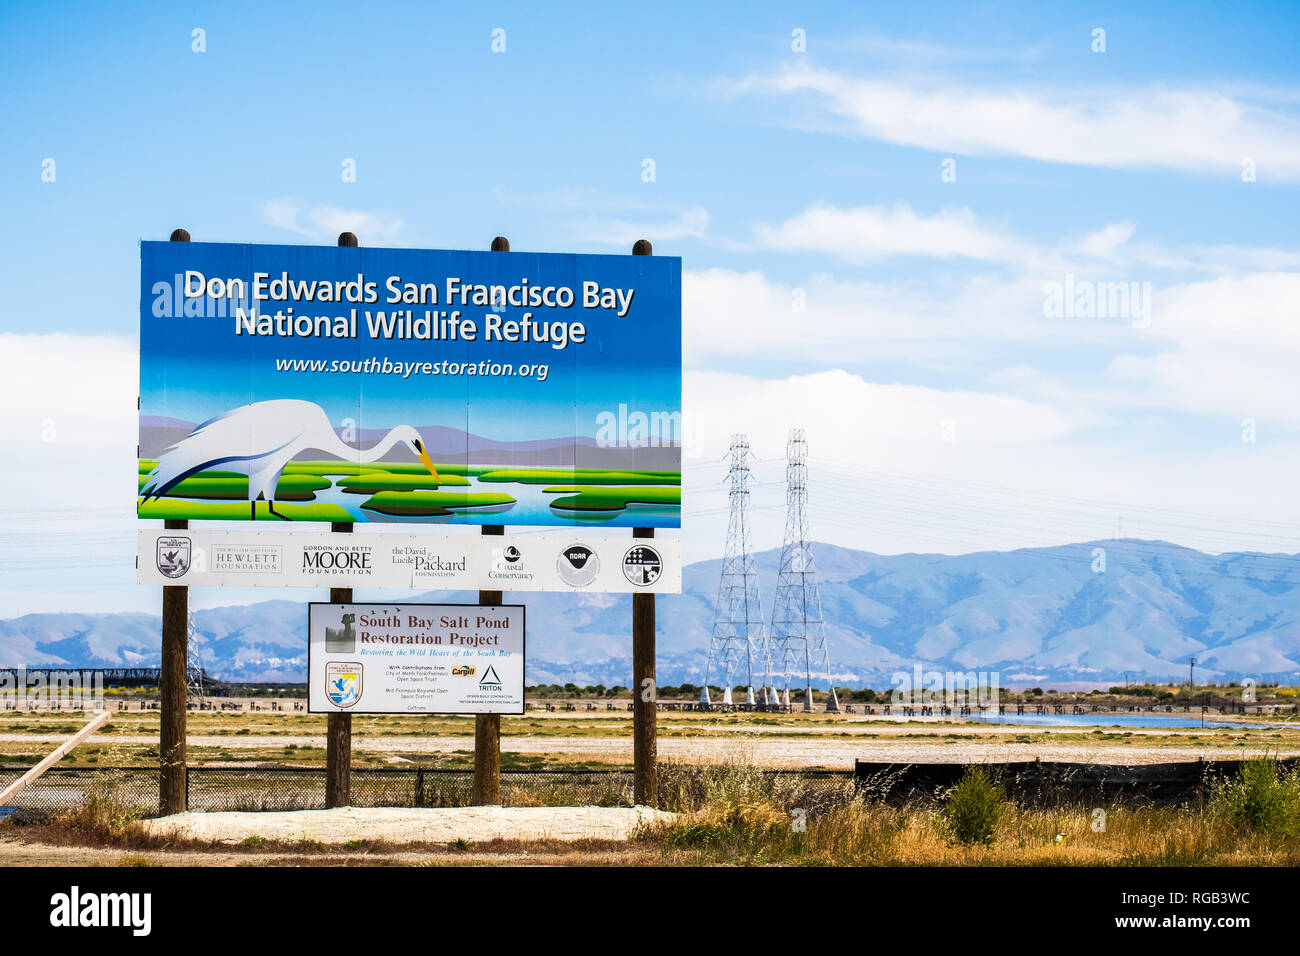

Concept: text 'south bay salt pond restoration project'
[[138, 242, 682, 529]]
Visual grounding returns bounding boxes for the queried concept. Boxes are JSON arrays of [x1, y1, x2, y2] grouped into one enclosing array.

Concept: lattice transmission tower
[[702, 435, 774, 707], [769, 429, 838, 713]]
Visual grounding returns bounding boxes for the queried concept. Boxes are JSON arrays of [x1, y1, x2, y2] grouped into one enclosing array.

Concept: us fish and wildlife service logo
[[622, 545, 662, 587], [156, 536, 191, 579], [557, 544, 600, 587], [325, 662, 363, 708]]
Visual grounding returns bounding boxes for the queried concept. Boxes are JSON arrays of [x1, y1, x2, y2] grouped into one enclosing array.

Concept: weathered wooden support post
[[471, 233, 512, 806], [325, 230, 359, 809], [159, 227, 191, 816], [631, 237, 658, 807]]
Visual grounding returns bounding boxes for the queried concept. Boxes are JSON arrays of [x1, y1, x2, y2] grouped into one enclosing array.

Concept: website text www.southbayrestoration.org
[[275, 356, 550, 381]]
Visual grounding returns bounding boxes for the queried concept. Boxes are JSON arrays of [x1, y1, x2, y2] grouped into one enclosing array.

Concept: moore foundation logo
[[302, 543, 373, 575]]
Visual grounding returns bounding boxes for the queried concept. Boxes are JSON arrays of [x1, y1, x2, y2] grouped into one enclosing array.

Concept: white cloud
[[732, 66, 1300, 178], [754, 203, 1024, 262], [570, 205, 709, 246], [1076, 221, 1136, 259], [261, 200, 405, 245]]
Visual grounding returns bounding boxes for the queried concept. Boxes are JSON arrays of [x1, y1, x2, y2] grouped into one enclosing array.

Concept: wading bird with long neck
[[140, 399, 439, 519]]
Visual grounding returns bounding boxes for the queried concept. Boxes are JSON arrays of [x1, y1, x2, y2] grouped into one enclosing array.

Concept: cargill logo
[[49, 885, 151, 936], [479, 665, 502, 691]]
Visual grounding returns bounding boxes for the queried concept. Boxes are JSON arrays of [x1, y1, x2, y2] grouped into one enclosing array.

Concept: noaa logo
[[156, 536, 191, 579], [557, 544, 599, 587], [622, 545, 662, 587], [325, 661, 363, 708]]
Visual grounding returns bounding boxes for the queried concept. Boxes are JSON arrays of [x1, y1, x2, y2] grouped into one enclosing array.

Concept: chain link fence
[[0, 766, 648, 820], [0, 765, 855, 821]]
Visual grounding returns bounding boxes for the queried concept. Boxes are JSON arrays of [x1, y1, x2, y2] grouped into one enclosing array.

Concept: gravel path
[[141, 805, 672, 844]]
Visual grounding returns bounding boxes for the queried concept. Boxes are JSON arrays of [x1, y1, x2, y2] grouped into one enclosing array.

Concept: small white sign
[[308, 602, 525, 714]]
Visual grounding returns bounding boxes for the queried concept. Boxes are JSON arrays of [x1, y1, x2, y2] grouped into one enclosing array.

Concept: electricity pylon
[[769, 429, 838, 713], [702, 435, 772, 707]]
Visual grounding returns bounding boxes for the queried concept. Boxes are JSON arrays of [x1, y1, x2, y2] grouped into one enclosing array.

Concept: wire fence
[[0, 766, 855, 821]]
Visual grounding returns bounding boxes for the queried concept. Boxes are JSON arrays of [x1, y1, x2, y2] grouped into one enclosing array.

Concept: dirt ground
[[141, 805, 671, 843]]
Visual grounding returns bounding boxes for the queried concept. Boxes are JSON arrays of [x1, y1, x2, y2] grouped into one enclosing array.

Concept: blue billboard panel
[[139, 242, 681, 528]]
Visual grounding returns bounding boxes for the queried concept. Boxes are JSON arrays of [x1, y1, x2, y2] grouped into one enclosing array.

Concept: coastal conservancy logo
[[557, 544, 600, 587], [622, 544, 662, 586], [479, 665, 503, 692], [325, 661, 363, 707], [156, 536, 190, 578], [489, 544, 534, 582]]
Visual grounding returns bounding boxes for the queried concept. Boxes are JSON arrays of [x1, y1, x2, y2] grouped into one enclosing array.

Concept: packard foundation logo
[[557, 544, 600, 587], [156, 536, 191, 579]]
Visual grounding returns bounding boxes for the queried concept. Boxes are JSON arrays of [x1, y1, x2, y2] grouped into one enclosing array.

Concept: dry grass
[[638, 758, 1300, 866]]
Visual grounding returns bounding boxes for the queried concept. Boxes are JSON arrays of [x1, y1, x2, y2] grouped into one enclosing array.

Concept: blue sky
[[2, 1, 1300, 614]]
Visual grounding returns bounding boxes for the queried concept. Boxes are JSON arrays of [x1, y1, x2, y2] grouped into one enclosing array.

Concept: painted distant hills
[[139, 416, 680, 469], [3, 540, 1299, 685]]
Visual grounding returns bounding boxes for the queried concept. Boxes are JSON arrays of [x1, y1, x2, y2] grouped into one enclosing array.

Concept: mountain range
[[3, 539, 1299, 686]]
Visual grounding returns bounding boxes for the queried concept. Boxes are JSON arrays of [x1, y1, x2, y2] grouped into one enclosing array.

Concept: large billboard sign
[[308, 602, 525, 714], [139, 242, 682, 529]]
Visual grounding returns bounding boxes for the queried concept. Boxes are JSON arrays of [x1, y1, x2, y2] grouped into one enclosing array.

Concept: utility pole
[[702, 434, 768, 710], [769, 429, 837, 713]]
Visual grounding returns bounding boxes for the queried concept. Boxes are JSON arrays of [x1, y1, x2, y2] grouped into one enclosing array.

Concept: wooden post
[[471, 234, 511, 806], [159, 227, 190, 816], [631, 238, 658, 807], [473, 520, 501, 806], [473, 526, 503, 806], [325, 231, 360, 809]]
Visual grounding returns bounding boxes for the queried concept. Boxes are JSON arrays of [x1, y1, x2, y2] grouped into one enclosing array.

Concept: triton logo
[[479, 665, 502, 691]]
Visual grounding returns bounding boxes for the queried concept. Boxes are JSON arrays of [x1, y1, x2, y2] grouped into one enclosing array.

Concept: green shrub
[[944, 766, 1007, 846], [1210, 757, 1300, 838]]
